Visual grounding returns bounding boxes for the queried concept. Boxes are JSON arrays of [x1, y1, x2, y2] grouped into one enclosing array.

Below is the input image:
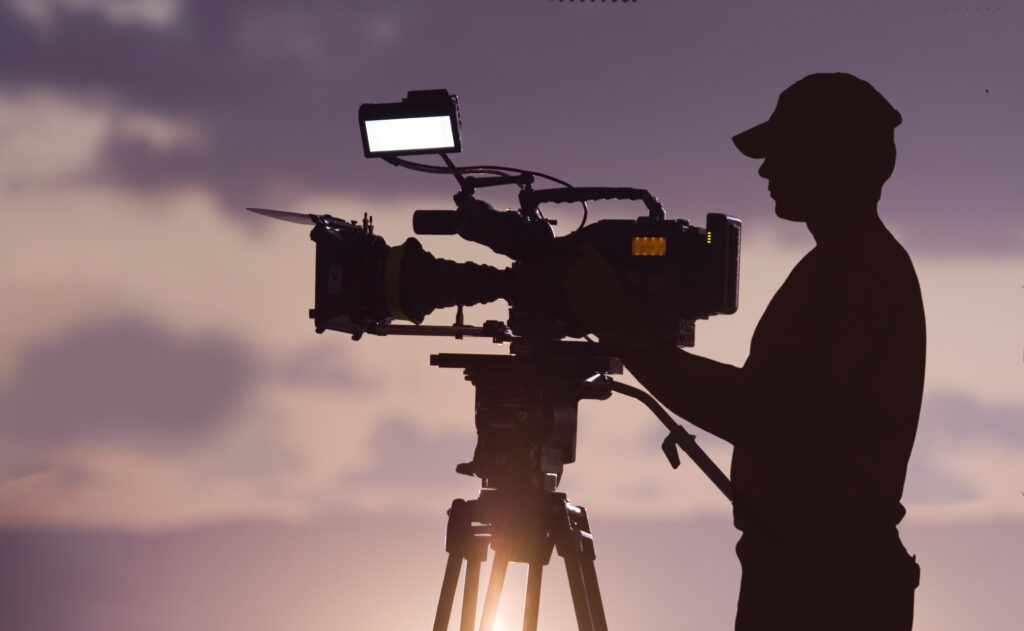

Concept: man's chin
[[773, 202, 809, 222]]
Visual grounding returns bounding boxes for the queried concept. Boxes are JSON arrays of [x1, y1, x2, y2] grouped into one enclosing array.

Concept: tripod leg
[[522, 562, 544, 631], [573, 506, 607, 631], [577, 539, 607, 631], [461, 555, 481, 631], [434, 553, 464, 631], [561, 552, 595, 631], [553, 499, 612, 631], [479, 551, 509, 631]]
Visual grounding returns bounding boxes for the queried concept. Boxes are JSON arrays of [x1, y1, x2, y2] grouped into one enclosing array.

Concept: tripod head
[[431, 340, 622, 493]]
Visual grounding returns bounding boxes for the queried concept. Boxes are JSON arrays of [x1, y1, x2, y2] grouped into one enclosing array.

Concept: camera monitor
[[359, 89, 462, 158]]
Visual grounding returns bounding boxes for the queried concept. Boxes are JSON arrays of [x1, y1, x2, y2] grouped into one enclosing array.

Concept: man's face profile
[[756, 137, 848, 224]]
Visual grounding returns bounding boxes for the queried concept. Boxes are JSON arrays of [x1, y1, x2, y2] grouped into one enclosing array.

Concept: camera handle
[[524, 187, 666, 221], [413, 186, 666, 238], [581, 375, 732, 500], [586, 375, 787, 549]]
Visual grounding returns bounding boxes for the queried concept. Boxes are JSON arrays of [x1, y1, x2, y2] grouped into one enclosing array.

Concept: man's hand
[[562, 243, 640, 346]]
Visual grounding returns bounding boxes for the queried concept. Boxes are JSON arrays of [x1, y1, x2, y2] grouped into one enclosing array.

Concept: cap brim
[[732, 120, 772, 158]]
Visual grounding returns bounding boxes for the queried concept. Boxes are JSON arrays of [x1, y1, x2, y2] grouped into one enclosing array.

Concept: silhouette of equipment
[[250, 89, 755, 629], [429, 342, 734, 631]]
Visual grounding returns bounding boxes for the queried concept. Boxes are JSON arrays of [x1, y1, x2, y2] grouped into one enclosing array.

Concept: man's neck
[[806, 205, 883, 245]]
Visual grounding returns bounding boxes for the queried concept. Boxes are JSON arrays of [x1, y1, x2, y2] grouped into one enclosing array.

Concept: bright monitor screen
[[363, 115, 456, 154]]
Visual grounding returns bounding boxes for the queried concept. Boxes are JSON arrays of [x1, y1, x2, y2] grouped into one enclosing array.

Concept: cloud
[[8, 0, 183, 30], [275, 343, 377, 390], [341, 416, 476, 494], [918, 392, 1024, 445], [903, 392, 1024, 506], [0, 89, 111, 188], [0, 1, 1019, 252], [0, 0, 426, 204], [0, 314, 260, 449]]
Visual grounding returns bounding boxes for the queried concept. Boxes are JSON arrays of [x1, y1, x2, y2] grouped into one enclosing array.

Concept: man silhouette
[[565, 73, 925, 630]]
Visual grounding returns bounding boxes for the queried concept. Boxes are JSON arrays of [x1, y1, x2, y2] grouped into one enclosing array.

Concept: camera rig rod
[[348, 321, 512, 342]]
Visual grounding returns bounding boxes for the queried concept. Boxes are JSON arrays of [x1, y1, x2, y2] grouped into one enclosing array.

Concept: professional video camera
[[251, 89, 740, 347], [249, 90, 745, 631]]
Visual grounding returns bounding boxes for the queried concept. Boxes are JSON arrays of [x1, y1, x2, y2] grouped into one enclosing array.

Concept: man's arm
[[564, 244, 745, 444], [599, 324, 744, 444]]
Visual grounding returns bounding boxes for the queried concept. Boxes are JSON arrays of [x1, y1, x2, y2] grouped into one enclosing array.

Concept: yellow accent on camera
[[631, 236, 667, 256]]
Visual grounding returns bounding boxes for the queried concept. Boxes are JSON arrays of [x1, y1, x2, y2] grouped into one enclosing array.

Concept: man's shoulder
[[814, 223, 918, 283]]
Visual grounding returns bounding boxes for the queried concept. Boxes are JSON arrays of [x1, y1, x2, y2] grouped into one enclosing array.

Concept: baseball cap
[[733, 73, 902, 159]]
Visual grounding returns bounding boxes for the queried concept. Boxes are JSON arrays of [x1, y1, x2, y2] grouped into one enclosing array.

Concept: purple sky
[[1, 2, 1021, 629], [1, 1, 1020, 251]]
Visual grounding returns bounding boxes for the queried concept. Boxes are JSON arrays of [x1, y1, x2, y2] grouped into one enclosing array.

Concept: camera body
[[503, 212, 739, 345], [308, 203, 739, 347], [306, 89, 740, 348]]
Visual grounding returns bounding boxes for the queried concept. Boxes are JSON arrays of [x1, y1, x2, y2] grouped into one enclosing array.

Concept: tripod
[[427, 341, 739, 630], [429, 343, 617, 631], [432, 489, 606, 631]]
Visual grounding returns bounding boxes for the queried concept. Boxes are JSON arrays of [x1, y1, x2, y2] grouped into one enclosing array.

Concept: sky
[[0, 1, 1022, 629]]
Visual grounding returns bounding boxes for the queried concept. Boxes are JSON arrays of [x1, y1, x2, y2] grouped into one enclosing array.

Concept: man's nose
[[758, 158, 771, 179]]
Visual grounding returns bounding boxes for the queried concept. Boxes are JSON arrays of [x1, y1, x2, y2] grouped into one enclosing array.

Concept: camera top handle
[[413, 186, 667, 238], [387, 153, 665, 231], [525, 187, 665, 221]]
